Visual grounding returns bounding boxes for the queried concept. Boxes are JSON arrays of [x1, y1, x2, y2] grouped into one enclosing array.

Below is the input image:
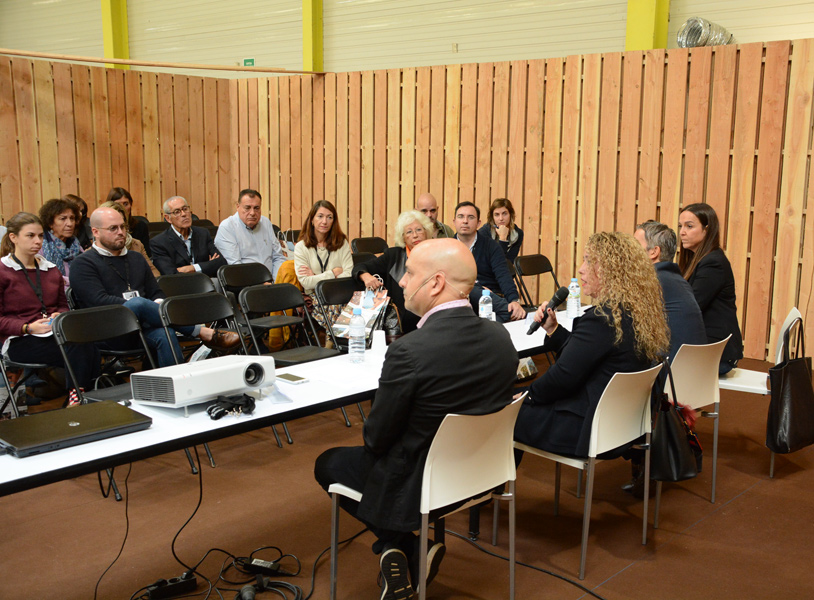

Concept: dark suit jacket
[[150, 226, 227, 277], [655, 261, 706, 361], [514, 306, 652, 457], [356, 306, 518, 531], [687, 249, 744, 365]]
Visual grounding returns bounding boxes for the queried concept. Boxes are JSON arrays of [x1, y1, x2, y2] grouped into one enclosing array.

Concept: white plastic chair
[[660, 336, 730, 508], [328, 395, 525, 600], [515, 364, 662, 580]]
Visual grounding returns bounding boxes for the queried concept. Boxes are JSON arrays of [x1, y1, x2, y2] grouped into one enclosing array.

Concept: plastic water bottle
[[566, 278, 581, 319], [479, 289, 494, 321], [349, 308, 366, 363]]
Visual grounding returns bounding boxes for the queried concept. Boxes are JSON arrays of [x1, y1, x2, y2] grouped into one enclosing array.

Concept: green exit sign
[[243, 58, 255, 67]]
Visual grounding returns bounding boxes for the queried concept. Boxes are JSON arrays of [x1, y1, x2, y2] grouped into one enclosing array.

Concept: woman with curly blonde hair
[[514, 231, 669, 458]]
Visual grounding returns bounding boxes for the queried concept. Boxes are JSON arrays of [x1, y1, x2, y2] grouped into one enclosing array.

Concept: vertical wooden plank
[[373, 70, 387, 238], [324, 74, 337, 208], [172, 75, 190, 201], [577, 53, 602, 257], [216, 79, 233, 219], [400, 68, 416, 213], [386, 69, 400, 232], [52, 62, 78, 195], [596, 52, 622, 234], [312, 75, 325, 203], [256, 78, 269, 215], [459, 63, 478, 205], [637, 49, 665, 222], [616, 51, 643, 235], [247, 78, 260, 193], [33, 61, 60, 200], [745, 41, 790, 358], [428, 66, 446, 212], [558, 54, 581, 281], [290, 77, 303, 229], [347, 71, 362, 239], [124, 71, 145, 215], [89, 66, 110, 203], [268, 78, 281, 226], [279, 77, 292, 228], [541, 58, 563, 271], [801, 122, 814, 348], [414, 67, 431, 199], [13, 58, 41, 209], [107, 70, 128, 191], [0, 57, 22, 216], [361, 71, 375, 237], [301, 74, 313, 211], [683, 46, 712, 207], [475, 62, 494, 208], [141, 72, 161, 218], [523, 59, 545, 301], [659, 48, 688, 227], [335, 73, 349, 230], [157, 73, 175, 203], [769, 39, 813, 358], [507, 61, 527, 214], [229, 81, 239, 215], [236, 79, 249, 193], [443, 65, 461, 224], [491, 62, 510, 200], [188, 77, 205, 217], [706, 45, 737, 220], [202, 78, 219, 220]]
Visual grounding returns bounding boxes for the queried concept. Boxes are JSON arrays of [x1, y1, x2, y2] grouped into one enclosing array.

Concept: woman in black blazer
[[678, 203, 744, 374], [514, 232, 669, 457]]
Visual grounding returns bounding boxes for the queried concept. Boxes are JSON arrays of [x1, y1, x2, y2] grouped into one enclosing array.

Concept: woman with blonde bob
[[352, 209, 433, 334], [514, 231, 669, 457]]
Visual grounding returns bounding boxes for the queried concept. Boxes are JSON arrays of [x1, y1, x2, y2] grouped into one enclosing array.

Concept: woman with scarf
[[38, 198, 84, 290]]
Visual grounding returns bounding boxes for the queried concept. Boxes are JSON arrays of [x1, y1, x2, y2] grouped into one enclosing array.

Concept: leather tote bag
[[766, 317, 814, 454], [651, 360, 701, 482]]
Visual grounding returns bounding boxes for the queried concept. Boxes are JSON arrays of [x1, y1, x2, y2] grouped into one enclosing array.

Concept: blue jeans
[[118, 297, 198, 367]]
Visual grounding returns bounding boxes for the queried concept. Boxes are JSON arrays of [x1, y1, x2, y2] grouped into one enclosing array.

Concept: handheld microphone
[[526, 286, 569, 335]]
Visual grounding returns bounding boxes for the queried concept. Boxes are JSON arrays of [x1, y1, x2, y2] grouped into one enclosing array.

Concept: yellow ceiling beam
[[303, 0, 323, 72], [625, 0, 670, 51], [101, 0, 130, 69]]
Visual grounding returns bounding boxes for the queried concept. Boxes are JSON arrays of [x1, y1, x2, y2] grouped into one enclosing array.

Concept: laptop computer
[[0, 402, 152, 458]]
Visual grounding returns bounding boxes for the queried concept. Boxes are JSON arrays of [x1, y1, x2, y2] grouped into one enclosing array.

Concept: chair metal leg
[[340, 407, 352, 427], [769, 451, 776, 478], [184, 448, 199, 474], [468, 505, 481, 540], [418, 513, 429, 600], [271, 425, 283, 448], [654, 481, 663, 529], [579, 459, 596, 580], [330, 493, 340, 600], [509, 480, 516, 600], [553, 462, 562, 516], [356, 402, 367, 421], [710, 402, 719, 503], [642, 436, 651, 545], [576, 468, 583, 498], [204, 443, 216, 468], [282, 422, 293, 444], [107, 469, 123, 502], [491, 496, 500, 546]]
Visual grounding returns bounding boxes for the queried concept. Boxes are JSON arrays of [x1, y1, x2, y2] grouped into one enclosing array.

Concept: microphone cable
[[94, 462, 133, 600]]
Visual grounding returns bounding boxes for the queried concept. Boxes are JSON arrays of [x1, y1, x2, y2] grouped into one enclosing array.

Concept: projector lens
[[244, 363, 264, 386]]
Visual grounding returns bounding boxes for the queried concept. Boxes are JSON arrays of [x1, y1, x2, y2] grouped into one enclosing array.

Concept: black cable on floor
[[94, 462, 133, 600]]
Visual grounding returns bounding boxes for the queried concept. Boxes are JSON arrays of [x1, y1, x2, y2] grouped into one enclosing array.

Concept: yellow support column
[[625, 0, 670, 51], [101, 0, 130, 69], [303, 0, 323, 72]]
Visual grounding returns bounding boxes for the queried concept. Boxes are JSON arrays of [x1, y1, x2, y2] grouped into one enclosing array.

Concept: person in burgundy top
[[0, 212, 99, 407]]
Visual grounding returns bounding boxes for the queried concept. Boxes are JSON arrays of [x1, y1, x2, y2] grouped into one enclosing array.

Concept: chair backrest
[[160, 292, 236, 328], [352, 251, 376, 267], [65, 286, 78, 310], [217, 263, 273, 292], [158, 272, 217, 297], [53, 305, 144, 344], [148, 221, 170, 233], [420, 395, 525, 514], [775, 307, 803, 365], [239, 283, 305, 315], [514, 254, 560, 289], [351, 236, 388, 254], [314, 276, 364, 307], [281, 229, 300, 243], [588, 364, 663, 458], [667, 336, 730, 411]]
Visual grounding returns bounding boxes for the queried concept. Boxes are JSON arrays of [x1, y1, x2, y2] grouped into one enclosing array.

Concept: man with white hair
[[150, 196, 226, 276]]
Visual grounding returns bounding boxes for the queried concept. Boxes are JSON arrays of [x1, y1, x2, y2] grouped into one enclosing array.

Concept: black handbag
[[650, 360, 702, 482], [766, 317, 814, 454]]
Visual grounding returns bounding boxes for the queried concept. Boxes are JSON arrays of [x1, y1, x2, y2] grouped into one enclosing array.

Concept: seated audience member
[[678, 203, 744, 375], [38, 197, 84, 290], [100, 201, 161, 279], [64, 194, 93, 250], [479, 198, 524, 262], [150, 196, 226, 277], [352, 210, 433, 334], [215, 188, 286, 280], [315, 239, 518, 598], [294, 200, 353, 328], [0, 212, 100, 407], [68, 207, 239, 368], [453, 201, 525, 322], [514, 232, 669, 458], [416, 192, 454, 238], [634, 221, 705, 361], [106, 187, 152, 257]]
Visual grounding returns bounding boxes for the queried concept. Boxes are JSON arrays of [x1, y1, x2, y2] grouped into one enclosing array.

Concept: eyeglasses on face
[[167, 205, 191, 217], [99, 224, 127, 233]]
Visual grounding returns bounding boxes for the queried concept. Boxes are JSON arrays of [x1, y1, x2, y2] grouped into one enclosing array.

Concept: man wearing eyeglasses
[[150, 196, 226, 277]]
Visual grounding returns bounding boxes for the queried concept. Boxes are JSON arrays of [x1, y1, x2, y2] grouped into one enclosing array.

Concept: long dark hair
[[0, 212, 43, 257], [299, 200, 347, 251], [487, 198, 516, 231], [678, 203, 722, 280], [106, 187, 138, 229]]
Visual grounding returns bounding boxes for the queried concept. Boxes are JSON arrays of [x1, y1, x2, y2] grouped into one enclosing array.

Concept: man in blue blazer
[[150, 196, 226, 277]]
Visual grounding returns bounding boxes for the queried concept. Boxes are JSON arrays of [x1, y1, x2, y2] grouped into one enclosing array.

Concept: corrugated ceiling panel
[[0, 0, 103, 57], [128, 0, 303, 76], [323, 0, 628, 71], [668, 0, 814, 47]]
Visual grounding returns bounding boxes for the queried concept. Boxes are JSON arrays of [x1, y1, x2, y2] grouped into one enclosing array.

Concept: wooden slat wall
[[2, 39, 814, 361]]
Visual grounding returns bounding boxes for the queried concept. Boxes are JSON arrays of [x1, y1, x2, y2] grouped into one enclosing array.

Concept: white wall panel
[[323, 0, 628, 72], [128, 0, 303, 76], [0, 0, 103, 57], [668, 0, 814, 47]]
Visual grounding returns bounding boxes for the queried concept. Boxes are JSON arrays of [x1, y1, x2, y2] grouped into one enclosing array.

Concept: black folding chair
[[351, 251, 376, 267], [148, 221, 171, 239], [351, 236, 388, 254], [514, 254, 560, 308], [0, 356, 49, 418], [158, 272, 217, 297]]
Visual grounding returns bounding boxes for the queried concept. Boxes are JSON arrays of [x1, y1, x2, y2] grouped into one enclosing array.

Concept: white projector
[[130, 355, 275, 409]]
